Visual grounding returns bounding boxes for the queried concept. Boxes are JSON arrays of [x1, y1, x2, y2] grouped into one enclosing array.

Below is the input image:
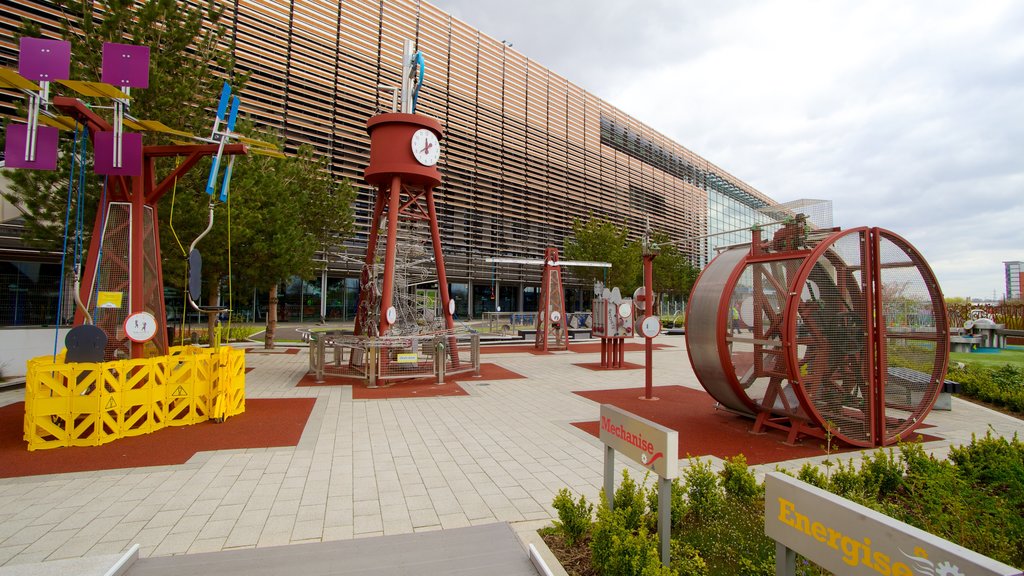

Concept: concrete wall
[[0, 327, 71, 378]]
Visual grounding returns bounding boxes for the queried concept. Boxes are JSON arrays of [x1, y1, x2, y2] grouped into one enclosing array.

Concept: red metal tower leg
[[425, 186, 461, 367], [377, 175, 403, 336], [352, 191, 387, 338], [130, 173, 146, 359]]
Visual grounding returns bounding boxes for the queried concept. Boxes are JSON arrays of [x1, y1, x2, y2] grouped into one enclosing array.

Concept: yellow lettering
[[827, 528, 842, 550], [840, 536, 861, 567], [862, 537, 873, 568], [811, 521, 826, 542], [892, 562, 913, 576], [793, 511, 811, 535], [873, 551, 892, 576], [777, 497, 795, 526]]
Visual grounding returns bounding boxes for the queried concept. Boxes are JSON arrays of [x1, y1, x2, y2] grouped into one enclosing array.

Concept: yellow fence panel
[[23, 346, 247, 451]]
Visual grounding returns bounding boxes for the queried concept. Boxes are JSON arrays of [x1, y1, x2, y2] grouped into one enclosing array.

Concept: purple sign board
[[18, 37, 71, 82], [4, 124, 58, 170], [93, 131, 143, 176], [101, 43, 150, 88]]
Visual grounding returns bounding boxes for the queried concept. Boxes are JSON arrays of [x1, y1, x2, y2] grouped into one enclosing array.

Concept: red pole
[[352, 191, 386, 338], [643, 254, 655, 399], [377, 175, 403, 337], [425, 185, 460, 367], [130, 174, 146, 359]]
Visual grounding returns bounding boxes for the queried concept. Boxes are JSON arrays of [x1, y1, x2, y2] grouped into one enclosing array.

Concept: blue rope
[[90, 176, 109, 320]]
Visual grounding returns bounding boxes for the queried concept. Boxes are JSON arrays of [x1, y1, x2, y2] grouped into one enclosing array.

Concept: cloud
[[430, 0, 1024, 298]]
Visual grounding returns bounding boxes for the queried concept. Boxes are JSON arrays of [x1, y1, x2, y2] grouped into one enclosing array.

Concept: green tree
[[222, 126, 355, 348], [563, 215, 640, 292], [648, 230, 700, 308], [2, 0, 244, 250]]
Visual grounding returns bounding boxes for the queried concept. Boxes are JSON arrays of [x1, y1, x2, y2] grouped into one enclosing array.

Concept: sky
[[429, 0, 1024, 300]]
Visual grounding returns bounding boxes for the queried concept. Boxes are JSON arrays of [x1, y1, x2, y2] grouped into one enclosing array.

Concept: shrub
[[612, 469, 650, 532], [682, 458, 722, 522], [590, 477, 672, 576], [720, 454, 761, 504], [859, 448, 904, 499], [796, 462, 828, 488], [551, 488, 593, 547]]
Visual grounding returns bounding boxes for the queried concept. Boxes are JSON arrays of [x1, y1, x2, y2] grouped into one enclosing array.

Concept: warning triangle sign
[[105, 397, 117, 410], [171, 386, 188, 397]]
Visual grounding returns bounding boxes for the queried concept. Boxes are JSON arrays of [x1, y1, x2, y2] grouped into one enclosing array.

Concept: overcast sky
[[429, 0, 1024, 300]]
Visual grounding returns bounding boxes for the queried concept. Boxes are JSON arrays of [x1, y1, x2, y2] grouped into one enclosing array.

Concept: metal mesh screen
[[142, 206, 167, 356], [728, 259, 800, 411], [90, 202, 131, 361], [795, 231, 871, 444], [877, 231, 944, 440]]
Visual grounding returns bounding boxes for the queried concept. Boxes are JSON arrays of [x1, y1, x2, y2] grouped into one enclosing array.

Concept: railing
[[480, 311, 592, 333], [304, 330, 480, 386], [23, 345, 246, 450]]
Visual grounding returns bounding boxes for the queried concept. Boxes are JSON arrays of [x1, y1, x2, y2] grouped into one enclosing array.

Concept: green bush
[[948, 362, 1024, 412], [590, 471, 673, 576], [720, 455, 761, 504], [682, 458, 722, 522], [859, 448, 904, 499], [796, 462, 828, 488], [551, 488, 593, 547], [552, 435, 1024, 573]]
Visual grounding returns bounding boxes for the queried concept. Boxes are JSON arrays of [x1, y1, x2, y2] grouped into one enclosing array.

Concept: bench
[[887, 366, 959, 411]]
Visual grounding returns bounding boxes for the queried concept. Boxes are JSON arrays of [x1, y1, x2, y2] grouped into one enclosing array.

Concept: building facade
[[1, 0, 779, 323], [1006, 261, 1022, 301]]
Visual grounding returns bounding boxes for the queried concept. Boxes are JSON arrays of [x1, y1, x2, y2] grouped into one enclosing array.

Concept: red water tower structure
[[353, 40, 458, 360]]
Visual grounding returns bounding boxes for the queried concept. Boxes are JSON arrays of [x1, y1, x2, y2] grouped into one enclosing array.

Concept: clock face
[[640, 316, 662, 338], [411, 128, 440, 166], [618, 302, 633, 318]]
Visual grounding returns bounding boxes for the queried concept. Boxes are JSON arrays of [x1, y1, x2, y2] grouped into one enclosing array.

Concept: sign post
[[764, 472, 1021, 576], [599, 404, 678, 567]]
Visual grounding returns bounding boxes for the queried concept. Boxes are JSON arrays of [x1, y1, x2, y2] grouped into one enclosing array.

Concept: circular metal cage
[[686, 225, 948, 447]]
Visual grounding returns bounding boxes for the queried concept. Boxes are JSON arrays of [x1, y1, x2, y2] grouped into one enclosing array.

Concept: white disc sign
[[124, 311, 158, 343], [448, 299, 456, 315], [385, 306, 397, 324], [550, 310, 562, 323]]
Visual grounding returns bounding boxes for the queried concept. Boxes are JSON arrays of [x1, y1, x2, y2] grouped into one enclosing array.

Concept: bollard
[[435, 340, 445, 385], [472, 333, 481, 377], [315, 336, 325, 383], [367, 345, 377, 388]]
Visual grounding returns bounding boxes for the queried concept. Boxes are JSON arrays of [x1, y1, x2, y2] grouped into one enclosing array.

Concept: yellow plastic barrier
[[23, 345, 246, 451]]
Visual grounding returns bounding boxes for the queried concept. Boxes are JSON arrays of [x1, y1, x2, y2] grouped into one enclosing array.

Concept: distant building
[[1006, 261, 1023, 300]]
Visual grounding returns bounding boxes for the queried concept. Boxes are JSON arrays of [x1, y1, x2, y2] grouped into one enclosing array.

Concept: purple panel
[[18, 37, 71, 82], [94, 132, 143, 176], [4, 124, 58, 170], [101, 43, 150, 88]]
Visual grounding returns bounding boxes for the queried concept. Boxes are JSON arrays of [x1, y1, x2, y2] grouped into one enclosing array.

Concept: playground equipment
[[686, 216, 949, 447], [592, 284, 635, 367], [302, 39, 477, 386], [487, 249, 611, 352], [3, 38, 276, 447]]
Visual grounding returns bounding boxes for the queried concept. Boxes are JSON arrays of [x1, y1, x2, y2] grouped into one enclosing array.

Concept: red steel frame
[[53, 97, 246, 360], [535, 246, 568, 352], [687, 223, 947, 447]]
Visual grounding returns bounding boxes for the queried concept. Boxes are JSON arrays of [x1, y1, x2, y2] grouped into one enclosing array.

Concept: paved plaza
[[1, 334, 1022, 573]]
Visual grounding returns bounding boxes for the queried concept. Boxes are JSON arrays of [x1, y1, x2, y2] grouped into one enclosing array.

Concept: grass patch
[[950, 346, 1024, 370]]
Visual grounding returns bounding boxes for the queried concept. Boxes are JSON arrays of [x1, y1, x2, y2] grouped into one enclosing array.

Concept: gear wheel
[[935, 561, 964, 576]]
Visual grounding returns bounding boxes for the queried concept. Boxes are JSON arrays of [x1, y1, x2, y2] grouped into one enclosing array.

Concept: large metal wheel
[[686, 226, 947, 447]]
